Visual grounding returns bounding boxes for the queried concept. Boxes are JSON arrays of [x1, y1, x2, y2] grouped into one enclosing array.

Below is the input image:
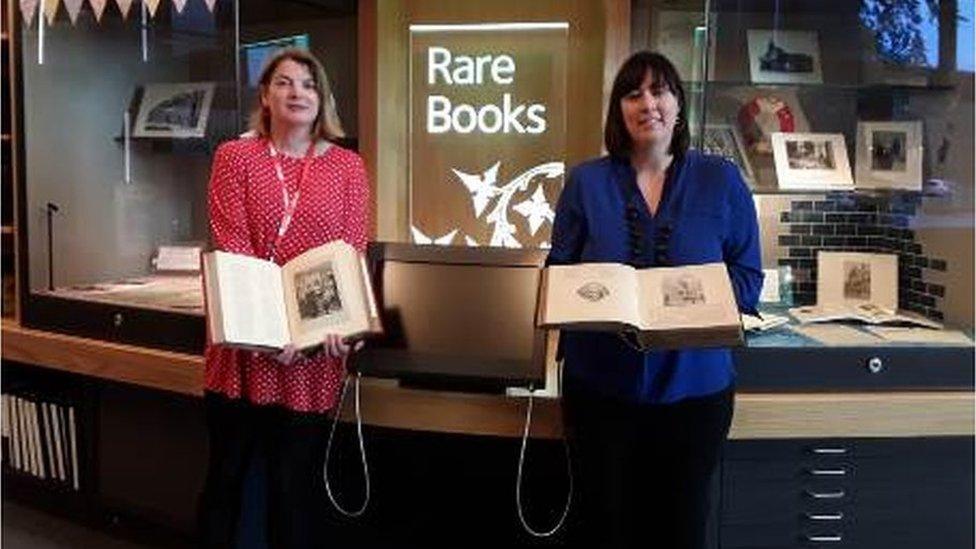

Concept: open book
[[789, 302, 942, 329], [203, 240, 382, 352], [537, 262, 743, 349]]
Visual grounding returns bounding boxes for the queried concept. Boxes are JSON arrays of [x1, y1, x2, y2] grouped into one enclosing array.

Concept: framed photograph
[[133, 82, 216, 139], [747, 30, 823, 84], [771, 132, 853, 190], [855, 121, 923, 190], [700, 124, 755, 185], [817, 252, 897, 309]]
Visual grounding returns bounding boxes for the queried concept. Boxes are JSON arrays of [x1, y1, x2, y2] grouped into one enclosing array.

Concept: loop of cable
[[323, 365, 370, 518]]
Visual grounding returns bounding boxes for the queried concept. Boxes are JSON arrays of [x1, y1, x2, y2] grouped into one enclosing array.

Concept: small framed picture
[[133, 82, 216, 139], [700, 124, 755, 185], [817, 252, 898, 309], [771, 132, 853, 190], [855, 121, 923, 190], [747, 29, 823, 85]]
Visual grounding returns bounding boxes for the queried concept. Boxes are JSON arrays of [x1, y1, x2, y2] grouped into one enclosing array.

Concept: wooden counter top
[[3, 319, 973, 439]]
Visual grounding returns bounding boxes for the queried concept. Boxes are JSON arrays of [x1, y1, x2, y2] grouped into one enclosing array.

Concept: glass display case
[[635, 0, 973, 335], [13, 0, 357, 352]]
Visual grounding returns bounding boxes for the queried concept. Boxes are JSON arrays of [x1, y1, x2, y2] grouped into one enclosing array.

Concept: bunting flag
[[19, 0, 39, 26], [203, 0, 215, 13], [63, 0, 83, 23], [89, 0, 107, 22], [114, 0, 133, 19], [43, 0, 60, 25], [144, 0, 161, 17], [171, 0, 186, 13]]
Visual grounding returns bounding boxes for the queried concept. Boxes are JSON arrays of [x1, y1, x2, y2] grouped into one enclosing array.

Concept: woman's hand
[[274, 343, 300, 365], [322, 333, 365, 359]]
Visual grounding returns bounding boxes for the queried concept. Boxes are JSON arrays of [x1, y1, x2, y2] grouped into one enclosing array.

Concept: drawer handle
[[807, 534, 843, 543], [807, 468, 847, 476], [811, 447, 849, 455], [806, 512, 844, 521], [805, 489, 846, 499]]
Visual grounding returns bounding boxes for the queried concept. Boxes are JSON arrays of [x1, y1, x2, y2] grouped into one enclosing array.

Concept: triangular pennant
[[20, 0, 39, 26], [171, 0, 186, 13], [43, 0, 60, 24], [63, 0, 82, 23], [89, 0, 107, 21], [143, 0, 161, 17], [114, 0, 132, 19], [203, 0, 216, 13]]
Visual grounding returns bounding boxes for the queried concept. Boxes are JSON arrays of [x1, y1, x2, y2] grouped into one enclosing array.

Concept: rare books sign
[[408, 22, 568, 248]]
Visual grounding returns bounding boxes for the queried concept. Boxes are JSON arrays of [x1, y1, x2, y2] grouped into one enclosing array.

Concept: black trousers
[[562, 385, 734, 549], [197, 392, 333, 549]]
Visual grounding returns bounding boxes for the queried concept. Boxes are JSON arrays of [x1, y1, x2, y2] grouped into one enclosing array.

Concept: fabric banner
[[144, 0, 161, 17], [19, 0, 39, 26], [63, 0, 83, 23], [171, 0, 186, 13], [89, 0, 107, 21], [43, 0, 60, 25], [114, 0, 133, 19]]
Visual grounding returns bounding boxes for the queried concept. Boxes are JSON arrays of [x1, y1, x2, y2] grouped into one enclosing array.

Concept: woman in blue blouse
[[547, 52, 763, 548]]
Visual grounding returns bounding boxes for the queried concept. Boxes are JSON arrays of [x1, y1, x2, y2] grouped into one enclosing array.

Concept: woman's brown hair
[[248, 48, 346, 141], [604, 51, 689, 159]]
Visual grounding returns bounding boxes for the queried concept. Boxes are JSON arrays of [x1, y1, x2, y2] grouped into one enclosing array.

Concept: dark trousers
[[197, 393, 333, 549], [563, 385, 734, 549]]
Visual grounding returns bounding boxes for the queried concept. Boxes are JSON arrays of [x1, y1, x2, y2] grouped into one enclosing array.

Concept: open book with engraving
[[788, 251, 943, 330], [537, 262, 743, 349], [203, 240, 382, 352]]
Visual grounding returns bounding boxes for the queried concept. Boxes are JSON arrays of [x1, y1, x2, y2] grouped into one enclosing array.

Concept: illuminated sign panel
[[409, 23, 568, 248]]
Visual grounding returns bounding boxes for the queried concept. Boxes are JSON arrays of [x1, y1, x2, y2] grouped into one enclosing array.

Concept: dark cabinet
[[720, 437, 974, 548]]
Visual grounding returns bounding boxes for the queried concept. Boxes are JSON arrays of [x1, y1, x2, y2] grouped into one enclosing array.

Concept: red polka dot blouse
[[205, 135, 370, 414]]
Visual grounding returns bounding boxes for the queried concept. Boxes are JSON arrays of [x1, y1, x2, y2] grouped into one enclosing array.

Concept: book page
[[539, 263, 642, 329], [639, 263, 740, 331], [206, 252, 289, 349], [281, 241, 370, 349]]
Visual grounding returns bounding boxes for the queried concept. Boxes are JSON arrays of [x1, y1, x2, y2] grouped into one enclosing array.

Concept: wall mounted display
[[408, 23, 568, 249], [700, 124, 755, 185], [747, 29, 823, 85], [771, 132, 853, 190], [855, 120, 923, 191], [133, 82, 216, 139]]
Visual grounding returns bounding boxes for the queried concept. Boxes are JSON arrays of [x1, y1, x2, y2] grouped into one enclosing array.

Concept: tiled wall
[[776, 193, 948, 321]]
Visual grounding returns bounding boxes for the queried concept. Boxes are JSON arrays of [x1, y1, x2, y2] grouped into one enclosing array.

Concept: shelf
[[687, 80, 956, 93]]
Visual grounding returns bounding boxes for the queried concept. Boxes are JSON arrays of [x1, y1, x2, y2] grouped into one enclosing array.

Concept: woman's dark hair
[[604, 51, 690, 159]]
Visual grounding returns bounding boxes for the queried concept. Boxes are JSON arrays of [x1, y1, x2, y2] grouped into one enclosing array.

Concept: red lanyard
[[267, 140, 315, 261]]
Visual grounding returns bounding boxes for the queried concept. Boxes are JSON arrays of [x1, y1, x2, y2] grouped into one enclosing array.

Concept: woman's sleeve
[[721, 163, 764, 314], [546, 167, 587, 266], [343, 154, 371, 254], [208, 143, 256, 256]]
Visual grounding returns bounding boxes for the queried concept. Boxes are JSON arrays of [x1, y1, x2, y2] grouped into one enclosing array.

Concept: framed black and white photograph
[[133, 82, 215, 139], [817, 252, 898, 309], [747, 29, 823, 84], [771, 132, 853, 190], [294, 264, 344, 321], [700, 124, 755, 184], [855, 121, 923, 190]]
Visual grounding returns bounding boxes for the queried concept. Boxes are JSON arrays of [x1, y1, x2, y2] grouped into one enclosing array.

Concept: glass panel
[[21, 0, 239, 315]]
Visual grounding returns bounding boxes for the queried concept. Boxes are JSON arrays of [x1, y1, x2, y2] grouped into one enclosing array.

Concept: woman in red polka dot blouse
[[197, 49, 370, 549]]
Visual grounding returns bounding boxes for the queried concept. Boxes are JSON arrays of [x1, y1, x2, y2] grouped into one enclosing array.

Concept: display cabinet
[[11, 0, 357, 352], [637, 0, 973, 333]]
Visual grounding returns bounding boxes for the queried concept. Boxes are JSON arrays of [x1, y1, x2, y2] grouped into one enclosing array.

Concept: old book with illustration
[[788, 251, 941, 329], [203, 240, 382, 352], [537, 262, 743, 349]]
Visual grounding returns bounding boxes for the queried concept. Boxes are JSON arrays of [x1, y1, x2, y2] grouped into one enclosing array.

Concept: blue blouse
[[546, 150, 764, 404]]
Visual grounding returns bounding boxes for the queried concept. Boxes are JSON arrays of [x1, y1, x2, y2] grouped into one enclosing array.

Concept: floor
[[2, 500, 150, 549]]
